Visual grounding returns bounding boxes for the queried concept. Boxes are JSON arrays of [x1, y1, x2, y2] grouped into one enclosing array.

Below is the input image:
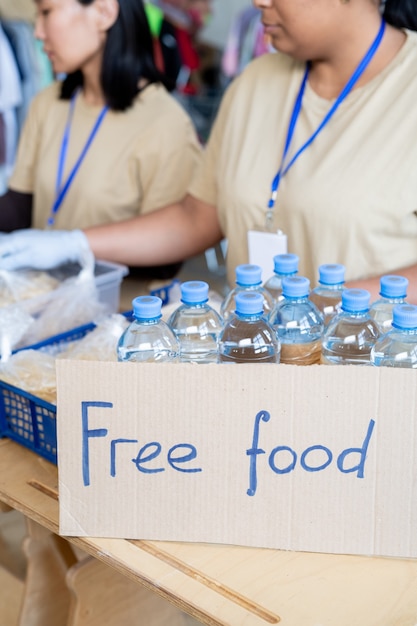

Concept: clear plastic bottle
[[263, 253, 299, 302], [167, 280, 223, 363], [371, 304, 417, 368], [117, 295, 179, 362], [368, 274, 409, 333], [220, 264, 275, 321], [218, 292, 280, 363], [308, 263, 345, 327], [321, 288, 381, 365], [269, 276, 324, 365]]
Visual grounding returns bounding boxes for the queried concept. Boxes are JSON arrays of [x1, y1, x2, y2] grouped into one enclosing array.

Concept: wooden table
[[1, 438, 417, 625]]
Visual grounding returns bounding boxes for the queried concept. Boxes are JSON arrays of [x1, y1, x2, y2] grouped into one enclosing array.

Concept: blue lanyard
[[267, 19, 386, 213], [47, 90, 109, 227]]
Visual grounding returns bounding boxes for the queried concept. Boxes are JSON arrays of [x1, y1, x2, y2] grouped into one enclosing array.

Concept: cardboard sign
[[56, 360, 417, 558]]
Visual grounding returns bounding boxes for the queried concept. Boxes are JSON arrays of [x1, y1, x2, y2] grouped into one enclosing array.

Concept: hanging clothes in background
[[0, 22, 22, 194], [34, 38, 54, 90], [0, 1, 52, 194], [149, 0, 212, 95], [0, 112, 6, 166], [221, 7, 271, 84], [147, 0, 221, 144], [144, 1, 171, 81], [1, 19, 44, 131], [147, 0, 192, 92]]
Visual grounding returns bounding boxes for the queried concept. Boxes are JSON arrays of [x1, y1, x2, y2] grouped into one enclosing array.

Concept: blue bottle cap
[[341, 288, 370, 313], [379, 275, 408, 298], [132, 295, 162, 320], [235, 291, 264, 315], [318, 263, 345, 285], [273, 253, 299, 275], [180, 280, 209, 304], [392, 304, 417, 330], [282, 276, 310, 298], [235, 264, 262, 286]]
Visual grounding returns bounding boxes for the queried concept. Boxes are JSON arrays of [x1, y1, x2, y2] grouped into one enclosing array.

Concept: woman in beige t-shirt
[[0, 0, 201, 277], [1, 0, 417, 302]]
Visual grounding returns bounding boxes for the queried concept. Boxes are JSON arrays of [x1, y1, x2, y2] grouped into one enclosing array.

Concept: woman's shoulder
[[29, 81, 64, 114], [20, 81, 64, 134], [380, 29, 417, 85], [223, 51, 301, 106], [219, 51, 301, 116], [246, 50, 298, 71], [404, 29, 417, 42], [237, 51, 300, 85], [129, 83, 198, 131], [403, 29, 417, 56]]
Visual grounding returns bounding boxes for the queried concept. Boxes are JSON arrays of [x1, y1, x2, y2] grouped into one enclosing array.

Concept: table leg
[[17, 518, 77, 626]]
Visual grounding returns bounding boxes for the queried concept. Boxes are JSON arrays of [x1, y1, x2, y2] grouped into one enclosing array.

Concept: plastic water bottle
[[220, 264, 275, 321], [218, 292, 280, 363], [117, 295, 179, 362], [269, 276, 323, 365], [167, 280, 223, 363], [263, 253, 299, 302], [369, 274, 409, 333], [321, 288, 381, 365], [371, 304, 417, 368], [308, 263, 345, 326]]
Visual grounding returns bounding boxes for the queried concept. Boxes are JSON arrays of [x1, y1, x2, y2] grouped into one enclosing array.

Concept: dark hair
[[384, 0, 417, 31], [61, 0, 170, 110]]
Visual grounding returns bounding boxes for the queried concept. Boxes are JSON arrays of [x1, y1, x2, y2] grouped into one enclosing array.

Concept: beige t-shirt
[[189, 31, 417, 286], [0, 0, 35, 22], [10, 82, 201, 230]]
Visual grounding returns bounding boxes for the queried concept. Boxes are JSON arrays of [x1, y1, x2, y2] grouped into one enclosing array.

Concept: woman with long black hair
[[0, 0, 200, 276]]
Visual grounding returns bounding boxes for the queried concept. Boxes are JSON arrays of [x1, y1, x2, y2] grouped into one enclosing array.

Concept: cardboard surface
[[56, 360, 417, 558]]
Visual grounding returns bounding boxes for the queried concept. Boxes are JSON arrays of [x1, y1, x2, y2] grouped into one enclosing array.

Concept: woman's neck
[[308, 20, 406, 100], [80, 55, 106, 107], [81, 77, 105, 107], [82, 88, 105, 107]]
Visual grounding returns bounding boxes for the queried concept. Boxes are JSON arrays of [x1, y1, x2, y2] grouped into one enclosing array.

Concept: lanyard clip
[[265, 208, 274, 232], [265, 189, 278, 230]]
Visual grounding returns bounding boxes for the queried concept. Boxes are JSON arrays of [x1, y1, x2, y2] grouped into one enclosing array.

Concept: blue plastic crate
[[0, 380, 58, 463], [0, 312, 133, 464]]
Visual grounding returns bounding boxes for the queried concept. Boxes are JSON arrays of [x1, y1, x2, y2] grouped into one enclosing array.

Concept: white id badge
[[248, 229, 287, 280]]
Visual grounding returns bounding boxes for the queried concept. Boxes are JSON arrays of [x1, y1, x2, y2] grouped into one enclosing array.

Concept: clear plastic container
[[167, 280, 223, 363], [263, 253, 299, 302], [371, 304, 417, 368], [117, 295, 179, 362], [321, 288, 381, 365], [220, 264, 275, 321], [218, 292, 280, 363], [269, 276, 323, 365], [51, 259, 129, 314], [308, 263, 345, 326], [369, 275, 408, 333]]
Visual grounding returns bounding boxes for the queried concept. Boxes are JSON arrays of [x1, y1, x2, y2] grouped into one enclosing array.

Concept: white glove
[[0, 229, 93, 271]]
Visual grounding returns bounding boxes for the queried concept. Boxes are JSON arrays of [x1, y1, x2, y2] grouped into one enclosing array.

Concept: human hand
[[0, 229, 93, 271]]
